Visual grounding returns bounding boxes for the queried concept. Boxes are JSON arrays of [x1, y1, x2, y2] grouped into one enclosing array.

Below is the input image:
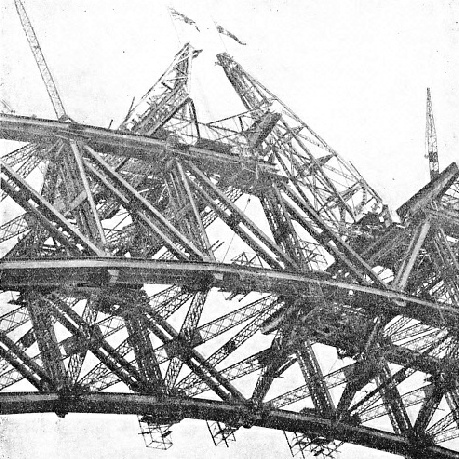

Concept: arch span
[[0, 392, 457, 459]]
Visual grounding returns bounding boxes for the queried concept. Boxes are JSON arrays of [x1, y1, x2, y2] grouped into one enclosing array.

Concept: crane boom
[[14, 0, 68, 120], [426, 88, 439, 179]]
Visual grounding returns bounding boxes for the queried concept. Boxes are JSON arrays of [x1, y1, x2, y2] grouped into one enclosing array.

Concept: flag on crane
[[216, 24, 246, 45], [168, 7, 200, 32]]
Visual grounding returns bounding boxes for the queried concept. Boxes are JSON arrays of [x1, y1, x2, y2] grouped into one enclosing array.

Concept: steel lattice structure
[[1, 3, 458, 458]]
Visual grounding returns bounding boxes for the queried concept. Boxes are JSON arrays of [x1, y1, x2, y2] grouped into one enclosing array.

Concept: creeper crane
[[14, 0, 69, 121]]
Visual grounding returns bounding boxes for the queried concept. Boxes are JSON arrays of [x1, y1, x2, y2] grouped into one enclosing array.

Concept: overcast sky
[[1, 1, 458, 458]]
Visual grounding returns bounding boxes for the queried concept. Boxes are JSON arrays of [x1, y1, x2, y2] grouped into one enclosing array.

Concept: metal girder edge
[[1, 258, 457, 331], [0, 392, 457, 458]]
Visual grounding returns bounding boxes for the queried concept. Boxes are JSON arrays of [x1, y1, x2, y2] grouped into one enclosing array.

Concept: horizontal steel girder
[[397, 162, 459, 220], [0, 114, 277, 178], [0, 392, 457, 458], [1, 258, 458, 331]]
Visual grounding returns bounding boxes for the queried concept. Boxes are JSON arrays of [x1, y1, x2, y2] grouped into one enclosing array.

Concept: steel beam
[[83, 146, 205, 260], [25, 293, 68, 390], [393, 219, 432, 290], [68, 140, 106, 244], [0, 334, 49, 391], [296, 341, 335, 416], [187, 162, 297, 269], [0, 160, 106, 256], [397, 163, 459, 220], [414, 384, 445, 435], [2, 258, 458, 330], [0, 114, 276, 178], [282, 186, 385, 286], [0, 392, 457, 458]]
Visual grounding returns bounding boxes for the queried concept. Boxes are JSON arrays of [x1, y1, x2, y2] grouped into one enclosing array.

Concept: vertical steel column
[[25, 293, 67, 390]]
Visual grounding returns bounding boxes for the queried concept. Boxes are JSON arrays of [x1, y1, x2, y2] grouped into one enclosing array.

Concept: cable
[[202, 0, 229, 54], [164, 2, 183, 48]]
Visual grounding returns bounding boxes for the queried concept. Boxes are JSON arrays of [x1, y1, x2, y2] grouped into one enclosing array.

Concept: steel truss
[[1, 8, 458, 458]]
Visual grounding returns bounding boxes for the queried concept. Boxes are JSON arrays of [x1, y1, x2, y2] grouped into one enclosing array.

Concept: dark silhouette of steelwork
[[0, 3, 458, 458]]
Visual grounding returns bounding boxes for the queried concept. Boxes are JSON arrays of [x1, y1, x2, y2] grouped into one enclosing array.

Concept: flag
[[216, 24, 246, 45], [168, 7, 200, 32]]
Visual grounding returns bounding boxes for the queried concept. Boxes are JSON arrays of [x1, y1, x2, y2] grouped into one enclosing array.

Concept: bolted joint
[[54, 390, 82, 419], [408, 430, 435, 452], [85, 324, 105, 351], [163, 337, 193, 361], [184, 273, 215, 292], [235, 403, 262, 429], [429, 365, 459, 393]]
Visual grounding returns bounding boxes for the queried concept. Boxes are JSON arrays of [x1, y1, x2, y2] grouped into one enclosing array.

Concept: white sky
[[0, 1, 458, 458]]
